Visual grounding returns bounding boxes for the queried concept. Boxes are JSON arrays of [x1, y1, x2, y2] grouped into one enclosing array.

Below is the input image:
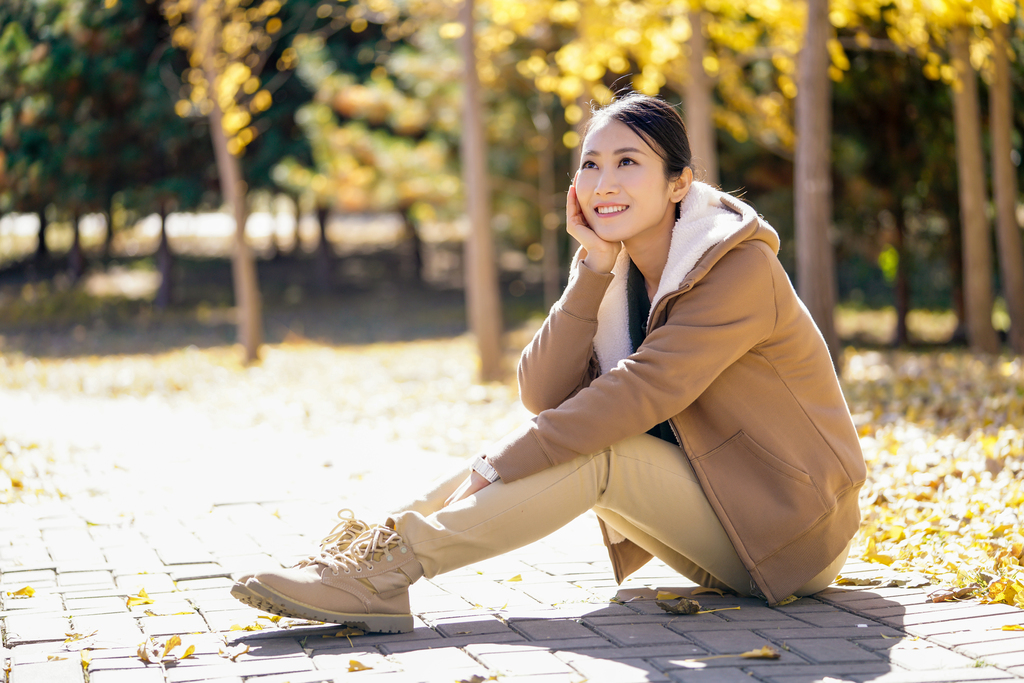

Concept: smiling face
[[575, 118, 691, 249]]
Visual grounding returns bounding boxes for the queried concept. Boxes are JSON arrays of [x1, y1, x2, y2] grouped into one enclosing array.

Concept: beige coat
[[485, 182, 865, 604]]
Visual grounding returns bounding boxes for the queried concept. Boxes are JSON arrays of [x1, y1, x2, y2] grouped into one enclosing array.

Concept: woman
[[231, 93, 866, 634]]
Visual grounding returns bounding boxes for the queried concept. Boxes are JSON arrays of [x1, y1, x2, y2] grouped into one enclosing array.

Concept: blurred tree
[[989, 21, 1024, 354], [0, 0, 67, 271], [459, 0, 503, 381], [0, 0, 217, 292], [795, 0, 839, 367], [950, 24, 999, 353]]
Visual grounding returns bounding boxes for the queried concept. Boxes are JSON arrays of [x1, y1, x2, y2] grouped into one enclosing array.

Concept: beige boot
[[231, 525, 422, 633], [233, 508, 369, 585]]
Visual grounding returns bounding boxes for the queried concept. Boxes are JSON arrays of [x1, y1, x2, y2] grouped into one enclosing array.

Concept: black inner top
[[626, 259, 678, 446]]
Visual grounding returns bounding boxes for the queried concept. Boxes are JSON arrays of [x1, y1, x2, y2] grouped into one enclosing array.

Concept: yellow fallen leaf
[[7, 586, 34, 598], [864, 538, 894, 566], [181, 644, 196, 659], [64, 630, 97, 643], [1000, 624, 1024, 631], [505, 574, 522, 582], [258, 615, 282, 623], [229, 623, 265, 631], [348, 659, 373, 672], [47, 655, 66, 661], [324, 626, 365, 637], [657, 591, 684, 600], [776, 595, 800, 606], [691, 587, 727, 596], [741, 645, 781, 659], [835, 575, 881, 586], [162, 635, 181, 658], [126, 588, 154, 608], [80, 649, 91, 672]]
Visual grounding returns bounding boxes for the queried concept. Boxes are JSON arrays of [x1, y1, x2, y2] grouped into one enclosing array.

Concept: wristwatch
[[471, 454, 501, 483]]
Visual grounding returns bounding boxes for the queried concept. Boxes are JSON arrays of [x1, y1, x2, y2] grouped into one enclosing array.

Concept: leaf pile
[[843, 349, 1024, 607], [0, 336, 530, 460]]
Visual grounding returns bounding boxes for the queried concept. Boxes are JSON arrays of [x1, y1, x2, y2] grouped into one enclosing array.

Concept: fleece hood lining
[[591, 181, 766, 376]]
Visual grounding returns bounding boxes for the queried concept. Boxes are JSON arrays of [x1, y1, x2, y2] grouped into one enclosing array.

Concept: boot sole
[[230, 581, 414, 634]]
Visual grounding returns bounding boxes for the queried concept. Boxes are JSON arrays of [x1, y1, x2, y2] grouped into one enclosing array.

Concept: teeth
[[596, 206, 626, 214]]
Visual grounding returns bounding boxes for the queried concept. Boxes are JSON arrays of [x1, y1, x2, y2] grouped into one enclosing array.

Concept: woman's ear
[[670, 167, 693, 203]]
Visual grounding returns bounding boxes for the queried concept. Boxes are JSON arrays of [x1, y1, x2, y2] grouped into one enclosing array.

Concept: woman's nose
[[594, 169, 619, 195]]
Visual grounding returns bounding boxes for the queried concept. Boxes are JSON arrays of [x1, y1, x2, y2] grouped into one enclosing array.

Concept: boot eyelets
[[356, 567, 362, 572], [386, 554, 393, 561], [400, 547, 408, 554], [332, 569, 339, 576], [367, 565, 374, 570]]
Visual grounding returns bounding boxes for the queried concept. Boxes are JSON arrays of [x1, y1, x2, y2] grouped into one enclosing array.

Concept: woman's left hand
[[444, 470, 492, 507]]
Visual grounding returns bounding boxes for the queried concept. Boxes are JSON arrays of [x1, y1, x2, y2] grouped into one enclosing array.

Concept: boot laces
[[294, 509, 368, 569], [320, 525, 408, 576]]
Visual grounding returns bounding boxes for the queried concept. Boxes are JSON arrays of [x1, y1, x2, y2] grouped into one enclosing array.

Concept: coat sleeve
[[516, 257, 614, 415], [489, 243, 778, 483]]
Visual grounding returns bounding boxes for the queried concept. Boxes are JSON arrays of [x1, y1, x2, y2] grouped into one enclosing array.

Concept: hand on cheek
[[566, 172, 621, 274]]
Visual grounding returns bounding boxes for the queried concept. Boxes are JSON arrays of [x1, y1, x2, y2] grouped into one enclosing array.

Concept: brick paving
[[2, 420, 1023, 682]]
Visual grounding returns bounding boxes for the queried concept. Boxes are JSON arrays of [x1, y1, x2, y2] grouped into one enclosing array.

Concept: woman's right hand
[[567, 174, 621, 274]]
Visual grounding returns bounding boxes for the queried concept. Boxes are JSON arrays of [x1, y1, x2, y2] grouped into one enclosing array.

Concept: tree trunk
[[990, 22, 1024, 354], [531, 95, 560, 308], [400, 206, 424, 282], [686, 10, 718, 187], [893, 212, 909, 347], [950, 25, 999, 354], [948, 217, 968, 344], [155, 202, 173, 309], [794, 0, 840, 369], [284, 193, 300, 257], [459, 0, 504, 381], [69, 211, 85, 283], [315, 204, 332, 292], [103, 199, 115, 262], [198, 0, 262, 362], [34, 209, 49, 267]]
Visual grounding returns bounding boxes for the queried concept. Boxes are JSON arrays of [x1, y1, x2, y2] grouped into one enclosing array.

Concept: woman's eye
[[582, 161, 597, 169], [620, 157, 636, 166]]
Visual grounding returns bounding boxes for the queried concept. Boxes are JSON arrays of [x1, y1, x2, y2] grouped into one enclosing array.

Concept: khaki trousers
[[391, 433, 848, 597]]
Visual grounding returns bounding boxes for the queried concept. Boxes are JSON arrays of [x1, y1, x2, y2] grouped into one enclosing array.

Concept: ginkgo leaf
[[80, 649, 91, 672], [257, 615, 282, 623], [741, 645, 781, 659], [47, 655, 66, 661], [162, 635, 181, 658], [1000, 624, 1024, 631], [7, 586, 34, 598], [126, 588, 155, 607], [835, 576, 881, 586], [656, 591, 684, 600], [505, 574, 522, 582], [181, 644, 196, 659], [348, 659, 373, 672], [776, 595, 800, 606], [928, 585, 979, 602]]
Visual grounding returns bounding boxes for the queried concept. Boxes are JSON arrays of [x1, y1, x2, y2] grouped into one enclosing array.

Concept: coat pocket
[[693, 431, 828, 564]]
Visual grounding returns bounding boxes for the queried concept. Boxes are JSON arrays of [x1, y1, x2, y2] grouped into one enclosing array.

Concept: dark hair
[[581, 93, 693, 182]]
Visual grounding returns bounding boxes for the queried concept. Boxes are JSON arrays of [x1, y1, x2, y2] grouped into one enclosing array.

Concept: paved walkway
[[1, 392, 1023, 683]]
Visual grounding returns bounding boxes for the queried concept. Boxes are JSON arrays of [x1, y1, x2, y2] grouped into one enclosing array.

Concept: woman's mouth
[[595, 205, 628, 215]]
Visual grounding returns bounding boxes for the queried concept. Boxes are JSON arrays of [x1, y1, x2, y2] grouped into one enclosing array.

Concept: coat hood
[[593, 181, 780, 375]]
